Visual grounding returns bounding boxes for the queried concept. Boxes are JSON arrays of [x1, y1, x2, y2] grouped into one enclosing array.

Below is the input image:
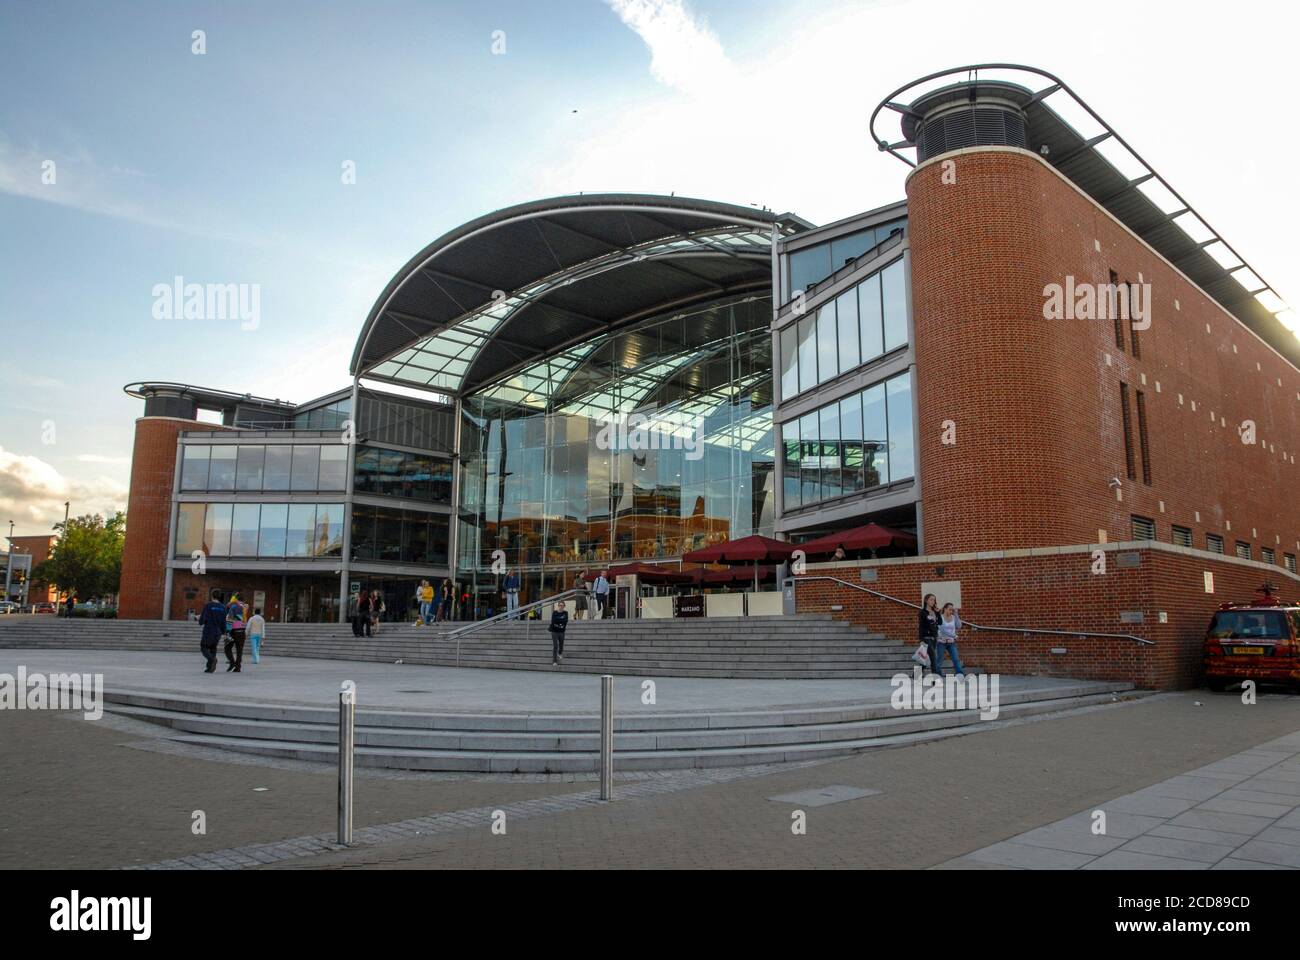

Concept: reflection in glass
[[208, 446, 237, 491], [286, 503, 317, 558], [858, 271, 883, 362], [886, 373, 915, 481], [235, 445, 265, 491], [180, 446, 210, 491], [819, 404, 842, 500], [264, 445, 292, 490], [175, 503, 205, 556], [816, 302, 838, 385], [314, 504, 345, 557], [862, 382, 888, 487], [290, 445, 320, 491], [836, 288, 860, 373], [882, 258, 908, 352], [840, 394, 864, 495], [257, 503, 288, 557], [318, 446, 347, 491], [204, 503, 232, 556], [231, 503, 261, 557]]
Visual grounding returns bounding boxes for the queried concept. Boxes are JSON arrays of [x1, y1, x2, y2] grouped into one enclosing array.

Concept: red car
[[1204, 585, 1300, 692], [33, 602, 57, 614]]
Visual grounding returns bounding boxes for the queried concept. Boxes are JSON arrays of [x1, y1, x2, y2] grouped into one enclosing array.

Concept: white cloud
[[0, 446, 127, 533], [74, 454, 131, 465], [604, 0, 738, 97]]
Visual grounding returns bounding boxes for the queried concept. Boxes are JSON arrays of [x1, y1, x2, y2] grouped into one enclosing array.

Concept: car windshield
[[1209, 610, 1288, 640]]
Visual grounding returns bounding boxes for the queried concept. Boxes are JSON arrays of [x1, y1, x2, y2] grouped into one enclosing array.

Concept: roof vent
[[903, 81, 1032, 164]]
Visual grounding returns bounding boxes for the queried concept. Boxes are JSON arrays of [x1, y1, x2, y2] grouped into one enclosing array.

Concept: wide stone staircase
[[0, 614, 917, 679]]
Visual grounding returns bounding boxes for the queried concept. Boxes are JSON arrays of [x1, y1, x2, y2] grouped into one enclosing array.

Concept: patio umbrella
[[582, 562, 692, 585], [682, 535, 795, 591], [795, 522, 917, 559]]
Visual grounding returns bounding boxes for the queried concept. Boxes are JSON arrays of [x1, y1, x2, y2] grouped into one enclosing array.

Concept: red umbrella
[[682, 535, 794, 591], [581, 562, 692, 584], [796, 522, 917, 558]]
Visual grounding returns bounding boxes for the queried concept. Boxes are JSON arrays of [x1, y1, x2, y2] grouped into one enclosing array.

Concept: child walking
[[549, 600, 569, 666], [247, 607, 266, 665]]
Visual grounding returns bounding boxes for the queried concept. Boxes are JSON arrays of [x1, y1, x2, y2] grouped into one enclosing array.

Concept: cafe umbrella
[[681, 534, 797, 592]]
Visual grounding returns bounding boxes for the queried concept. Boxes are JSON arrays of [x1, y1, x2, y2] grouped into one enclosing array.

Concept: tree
[[33, 512, 126, 600]]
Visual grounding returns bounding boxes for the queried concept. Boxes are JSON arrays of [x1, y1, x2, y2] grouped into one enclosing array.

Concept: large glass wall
[[781, 370, 915, 511], [350, 506, 450, 566], [354, 445, 453, 503], [181, 444, 347, 493], [456, 295, 777, 596], [292, 397, 351, 430], [175, 502, 346, 558], [779, 256, 908, 401]]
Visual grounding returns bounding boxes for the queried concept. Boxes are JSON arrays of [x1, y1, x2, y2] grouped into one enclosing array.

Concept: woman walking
[[934, 602, 966, 677], [917, 593, 940, 674], [549, 600, 569, 666], [369, 589, 385, 635]]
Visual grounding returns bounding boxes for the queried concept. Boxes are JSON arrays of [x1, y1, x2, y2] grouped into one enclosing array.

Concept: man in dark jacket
[[549, 600, 569, 666], [198, 589, 227, 673]]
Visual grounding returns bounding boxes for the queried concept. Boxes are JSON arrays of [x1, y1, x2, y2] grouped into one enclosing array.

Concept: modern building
[[119, 64, 1299, 686]]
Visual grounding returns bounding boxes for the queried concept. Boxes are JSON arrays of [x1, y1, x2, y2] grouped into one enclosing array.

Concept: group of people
[[916, 593, 966, 676], [197, 589, 266, 673], [350, 588, 387, 637], [413, 579, 458, 626]]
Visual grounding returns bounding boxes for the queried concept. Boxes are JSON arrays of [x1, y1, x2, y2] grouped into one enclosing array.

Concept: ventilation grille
[[916, 106, 1027, 163]]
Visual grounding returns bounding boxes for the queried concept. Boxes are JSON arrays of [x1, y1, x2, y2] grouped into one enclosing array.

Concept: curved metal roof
[[351, 194, 808, 396]]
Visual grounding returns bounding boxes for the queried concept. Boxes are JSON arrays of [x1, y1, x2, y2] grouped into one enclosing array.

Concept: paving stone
[[929, 857, 1019, 870], [1255, 825, 1300, 847], [1011, 823, 1129, 856], [1239, 777, 1300, 798], [1082, 850, 1209, 870], [1146, 824, 1250, 847], [766, 785, 881, 807], [1231, 840, 1300, 869], [1118, 834, 1236, 864], [1167, 809, 1277, 835], [1210, 858, 1295, 870], [1196, 796, 1296, 818], [1101, 792, 1198, 818], [965, 840, 1094, 870], [1139, 776, 1231, 802]]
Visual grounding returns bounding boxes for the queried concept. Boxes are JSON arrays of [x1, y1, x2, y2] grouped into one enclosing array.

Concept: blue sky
[[2, 0, 1297, 536]]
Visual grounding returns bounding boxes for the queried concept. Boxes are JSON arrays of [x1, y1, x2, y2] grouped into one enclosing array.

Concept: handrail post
[[600, 675, 614, 801], [338, 689, 355, 845]]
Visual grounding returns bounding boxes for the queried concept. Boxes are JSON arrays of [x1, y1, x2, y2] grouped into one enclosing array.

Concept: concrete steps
[[0, 614, 916, 679], [100, 680, 1143, 772]]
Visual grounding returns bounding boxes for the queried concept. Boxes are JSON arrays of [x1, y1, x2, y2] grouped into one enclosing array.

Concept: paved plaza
[[1, 648, 1298, 870]]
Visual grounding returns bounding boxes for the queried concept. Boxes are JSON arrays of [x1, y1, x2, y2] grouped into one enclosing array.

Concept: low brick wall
[[794, 544, 1297, 689]]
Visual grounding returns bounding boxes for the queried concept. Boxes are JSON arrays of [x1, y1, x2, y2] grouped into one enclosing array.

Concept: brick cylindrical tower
[[118, 418, 192, 619]]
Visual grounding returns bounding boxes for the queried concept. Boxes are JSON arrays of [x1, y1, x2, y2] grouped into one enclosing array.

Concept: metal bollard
[[600, 674, 614, 800], [338, 690, 355, 845]]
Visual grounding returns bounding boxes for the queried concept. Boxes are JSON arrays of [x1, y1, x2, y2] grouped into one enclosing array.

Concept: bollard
[[338, 690, 355, 845], [600, 674, 614, 800]]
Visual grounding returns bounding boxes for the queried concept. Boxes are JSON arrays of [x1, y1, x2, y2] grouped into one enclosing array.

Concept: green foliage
[[32, 513, 126, 599]]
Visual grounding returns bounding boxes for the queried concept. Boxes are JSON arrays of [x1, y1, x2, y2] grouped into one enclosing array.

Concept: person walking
[[198, 589, 227, 673], [934, 602, 967, 677], [592, 570, 610, 620], [369, 589, 385, 635], [418, 580, 434, 626], [503, 568, 521, 619], [223, 592, 248, 672], [917, 593, 940, 674], [247, 607, 267, 665], [356, 589, 372, 637], [549, 600, 569, 666], [574, 572, 590, 621], [435, 579, 451, 623]]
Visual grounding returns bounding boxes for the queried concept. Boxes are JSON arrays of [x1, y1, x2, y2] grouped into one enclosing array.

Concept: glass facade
[[181, 444, 348, 493], [292, 397, 351, 430], [175, 502, 345, 558], [779, 257, 908, 400], [456, 295, 777, 593], [354, 445, 453, 503], [351, 506, 449, 565], [786, 218, 905, 295], [781, 370, 916, 511]]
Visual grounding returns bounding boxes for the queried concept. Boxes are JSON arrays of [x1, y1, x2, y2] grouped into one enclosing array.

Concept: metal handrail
[[786, 576, 1154, 645], [446, 588, 589, 666]]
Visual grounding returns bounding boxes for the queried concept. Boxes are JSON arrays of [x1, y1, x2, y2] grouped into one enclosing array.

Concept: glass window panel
[[257, 503, 287, 558], [428, 515, 450, 566], [819, 404, 842, 500], [858, 272, 883, 361], [203, 503, 232, 557], [351, 505, 376, 560], [779, 324, 798, 402], [290, 445, 320, 491], [314, 503, 345, 557], [375, 508, 403, 562], [799, 413, 819, 505], [862, 383, 888, 487], [353, 447, 378, 493], [175, 503, 205, 557], [829, 228, 878, 271], [782, 422, 801, 510], [235, 445, 265, 491], [836, 288, 860, 373], [318, 446, 347, 491], [208, 446, 237, 491], [263, 445, 292, 491], [816, 302, 838, 384], [882, 258, 908, 351], [796, 316, 816, 394], [789, 244, 832, 296], [378, 449, 404, 498], [230, 503, 261, 557], [886, 373, 915, 481], [840, 394, 864, 495], [430, 459, 452, 504], [403, 513, 429, 563], [180, 446, 210, 491], [285, 503, 316, 558]]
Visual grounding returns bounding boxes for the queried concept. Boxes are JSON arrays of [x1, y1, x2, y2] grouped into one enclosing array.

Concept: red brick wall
[[796, 550, 1297, 689], [119, 418, 235, 619], [169, 571, 283, 622], [907, 149, 1300, 560]]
